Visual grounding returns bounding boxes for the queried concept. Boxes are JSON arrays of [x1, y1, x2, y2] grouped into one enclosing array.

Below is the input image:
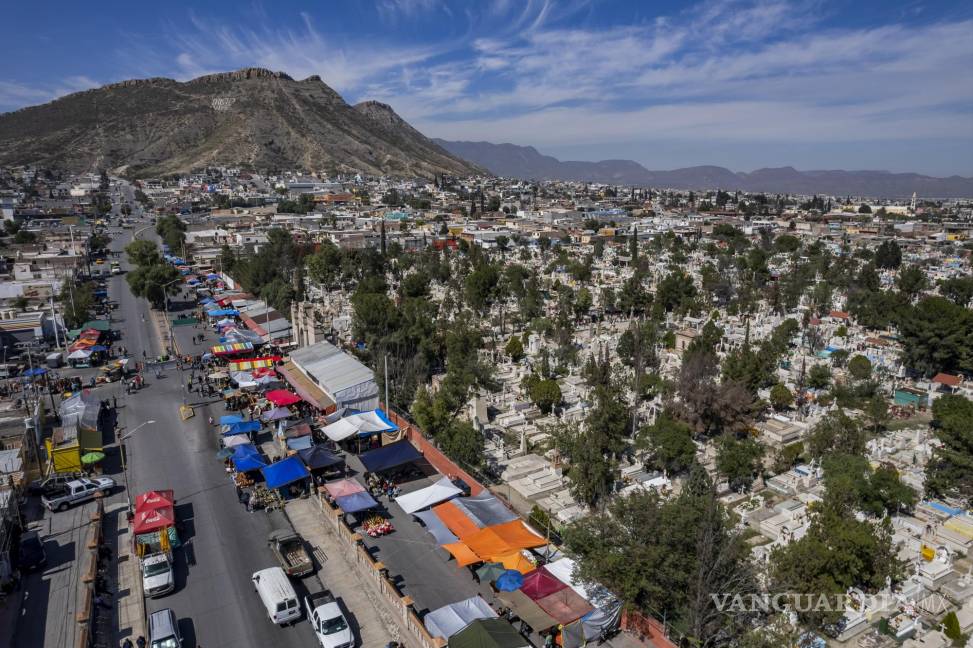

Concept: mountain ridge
[[0, 68, 479, 178], [435, 139, 973, 199]]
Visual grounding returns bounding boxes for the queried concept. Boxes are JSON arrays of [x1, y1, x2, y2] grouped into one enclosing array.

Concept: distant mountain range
[[435, 139, 973, 199], [0, 68, 480, 178]]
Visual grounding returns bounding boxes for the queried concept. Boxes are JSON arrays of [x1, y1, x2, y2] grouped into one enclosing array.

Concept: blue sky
[[3, 0, 972, 176]]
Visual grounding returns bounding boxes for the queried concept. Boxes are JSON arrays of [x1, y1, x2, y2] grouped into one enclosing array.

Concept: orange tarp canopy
[[434, 501, 480, 540], [443, 542, 481, 567], [496, 551, 536, 574], [464, 521, 546, 562]]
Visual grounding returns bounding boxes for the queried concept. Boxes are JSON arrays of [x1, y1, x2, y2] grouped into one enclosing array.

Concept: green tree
[[863, 395, 890, 435], [806, 364, 832, 390], [899, 297, 973, 376], [574, 287, 592, 319], [440, 421, 484, 469], [769, 384, 793, 411], [806, 410, 866, 459], [896, 264, 927, 300], [847, 354, 872, 380], [13, 230, 36, 244], [939, 276, 973, 307], [528, 378, 562, 414], [716, 435, 764, 492], [925, 395, 973, 506], [638, 413, 696, 475], [656, 269, 697, 314], [874, 240, 902, 269], [125, 239, 160, 267], [769, 503, 903, 630], [126, 263, 181, 309], [504, 335, 524, 361], [563, 467, 757, 643], [58, 282, 95, 329], [155, 214, 187, 253]]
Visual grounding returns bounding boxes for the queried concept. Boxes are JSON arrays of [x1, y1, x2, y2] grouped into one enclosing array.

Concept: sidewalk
[[286, 497, 409, 647], [109, 501, 145, 641], [0, 588, 24, 648]]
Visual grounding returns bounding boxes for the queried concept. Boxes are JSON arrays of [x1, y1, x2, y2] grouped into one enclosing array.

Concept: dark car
[[18, 531, 46, 571]]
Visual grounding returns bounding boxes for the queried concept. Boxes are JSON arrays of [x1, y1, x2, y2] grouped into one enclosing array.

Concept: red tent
[[265, 389, 302, 406], [133, 505, 176, 534], [520, 568, 568, 601], [135, 490, 175, 513]]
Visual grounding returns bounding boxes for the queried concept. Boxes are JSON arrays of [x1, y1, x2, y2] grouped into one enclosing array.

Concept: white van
[[252, 566, 301, 626]]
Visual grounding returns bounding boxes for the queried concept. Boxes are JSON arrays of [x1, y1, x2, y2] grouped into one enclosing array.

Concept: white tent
[[321, 410, 397, 442], [395, 477, 462, 514], [230, 371, 258, 389], [545, 557, 617, 608], [68, 349, 92, 359], [223, 434, 251, 448], [424, 596, 497, 640]]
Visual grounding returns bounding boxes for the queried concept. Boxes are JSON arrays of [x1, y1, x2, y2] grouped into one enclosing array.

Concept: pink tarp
[[265, 389, 302, 406], [324, 478, 365, 499]]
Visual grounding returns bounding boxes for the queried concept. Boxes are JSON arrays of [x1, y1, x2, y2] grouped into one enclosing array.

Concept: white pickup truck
[[42, 477, 115, 512], [305, 592, 354, 648], [142, 552, 175, 598]]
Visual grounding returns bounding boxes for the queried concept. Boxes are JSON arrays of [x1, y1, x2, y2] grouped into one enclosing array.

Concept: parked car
[[142, 553, 175, 598], [18, 531, 47, 571], [148, 608, 183, 648], [268, 530, 313, 577], [42, 477, 115, 512], [306, 591, 353, 648], [28, 471, 84, 496]]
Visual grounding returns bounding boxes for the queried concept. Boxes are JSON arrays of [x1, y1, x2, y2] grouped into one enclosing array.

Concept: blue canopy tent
[[88, 345, 108, 352], [335, 491, 379, 513], [206, 273, 220, 280], [261, 456, 310, 490], [297, 446, 344, 470], [231, 444, 267, 472], [22, 367, 48, 377], [199, 297, 215, 305], [286, 435, 313, 451], [495, 570, 525, 592], [207, 309, 240, 317], [220, 414, 243, 425], [223, 421, 261, 436], [359, 440, 423, 473]]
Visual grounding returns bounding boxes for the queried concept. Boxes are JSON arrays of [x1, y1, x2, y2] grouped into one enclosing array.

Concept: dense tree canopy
[[564, 467, 757, 646], [925, 395, 973, 506], [898, 297, 973, 376]]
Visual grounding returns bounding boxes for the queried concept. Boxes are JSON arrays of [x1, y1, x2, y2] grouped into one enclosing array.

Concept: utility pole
[[384, 354, 389, 410]]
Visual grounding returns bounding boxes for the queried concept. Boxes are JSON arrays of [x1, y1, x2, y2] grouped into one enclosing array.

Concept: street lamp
[[118, 419, 156, 514]]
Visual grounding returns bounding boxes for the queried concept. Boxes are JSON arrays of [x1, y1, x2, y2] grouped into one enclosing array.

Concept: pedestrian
[[208, 415, 214, 426], [112, 396, 117, 409], [136, 637, 146, 648], [122, 640, 133, 648]]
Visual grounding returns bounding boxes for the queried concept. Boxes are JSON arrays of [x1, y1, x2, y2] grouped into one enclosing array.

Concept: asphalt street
[[109, 219, 321, 646], [12, 205, 320, 648]]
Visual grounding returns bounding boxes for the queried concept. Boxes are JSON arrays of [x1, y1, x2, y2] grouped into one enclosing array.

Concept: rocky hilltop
[[0, 68, 480, 178]]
